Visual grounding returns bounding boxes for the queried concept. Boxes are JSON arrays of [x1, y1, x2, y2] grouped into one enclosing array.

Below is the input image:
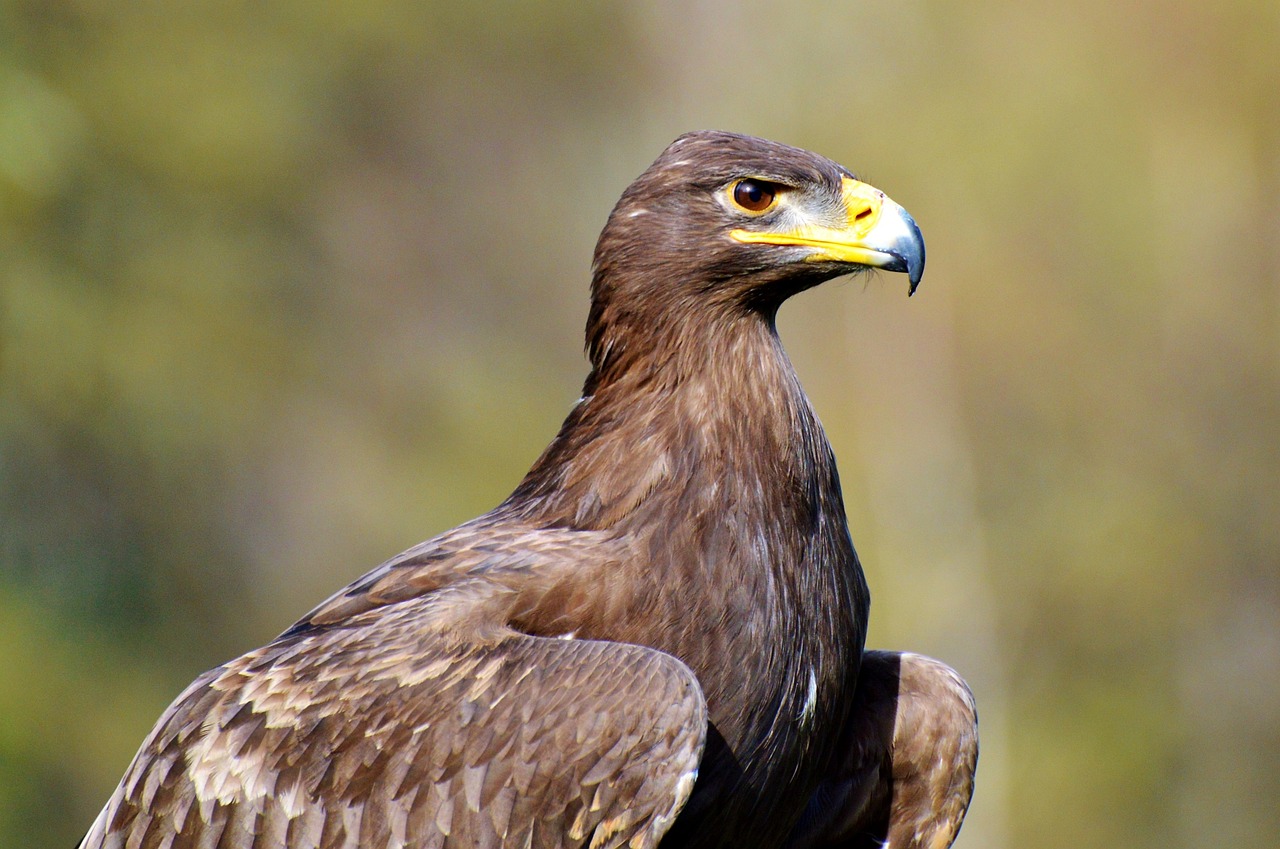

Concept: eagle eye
[[730, 179, 778, 214]]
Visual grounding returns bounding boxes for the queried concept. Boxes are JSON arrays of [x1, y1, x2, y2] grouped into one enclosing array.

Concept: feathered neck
[[506, 304, 831, 535]]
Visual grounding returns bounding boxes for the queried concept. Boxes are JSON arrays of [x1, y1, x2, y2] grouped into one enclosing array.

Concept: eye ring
[[730, 179, 778, 214]]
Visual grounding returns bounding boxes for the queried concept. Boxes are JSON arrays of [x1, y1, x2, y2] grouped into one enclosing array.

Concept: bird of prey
[[82, 131, 978, 849]]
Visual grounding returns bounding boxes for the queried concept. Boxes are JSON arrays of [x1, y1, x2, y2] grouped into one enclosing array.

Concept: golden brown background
[[2, 2, 1277, 847]]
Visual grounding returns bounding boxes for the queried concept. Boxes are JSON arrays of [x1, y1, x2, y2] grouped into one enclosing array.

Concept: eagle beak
[[730, 176, 926, 295]]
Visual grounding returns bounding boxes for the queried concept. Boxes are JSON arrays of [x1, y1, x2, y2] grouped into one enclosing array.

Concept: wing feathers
[[84, 613, 706, 849], [786, 650, 978, 849]]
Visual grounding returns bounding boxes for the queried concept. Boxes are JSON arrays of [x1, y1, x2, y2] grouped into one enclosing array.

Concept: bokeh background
[[2, 1, 1278, 846]]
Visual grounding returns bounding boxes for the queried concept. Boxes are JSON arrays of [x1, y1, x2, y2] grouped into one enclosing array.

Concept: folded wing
[[83, 609, 707, 849]]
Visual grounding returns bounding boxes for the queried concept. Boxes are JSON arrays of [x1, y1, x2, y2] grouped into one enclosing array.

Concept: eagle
[[82, 131, 978, 849]]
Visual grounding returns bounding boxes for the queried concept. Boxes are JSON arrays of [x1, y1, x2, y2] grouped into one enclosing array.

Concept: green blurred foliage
[[1, 1, 1277, 847]]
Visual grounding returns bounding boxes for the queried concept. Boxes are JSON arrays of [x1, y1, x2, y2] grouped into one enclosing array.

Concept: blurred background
[[2, 1, 1277, 846]]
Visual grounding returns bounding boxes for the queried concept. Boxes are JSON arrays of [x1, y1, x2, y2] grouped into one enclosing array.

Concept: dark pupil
[[735, 180, 772, 211]]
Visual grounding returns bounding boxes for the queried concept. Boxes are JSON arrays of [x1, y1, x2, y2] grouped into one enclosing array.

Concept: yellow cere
[[728, 177, 893, 266]]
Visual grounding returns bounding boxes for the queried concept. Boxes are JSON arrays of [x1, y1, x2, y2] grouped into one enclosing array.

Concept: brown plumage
[[82, 131, 977, 849]]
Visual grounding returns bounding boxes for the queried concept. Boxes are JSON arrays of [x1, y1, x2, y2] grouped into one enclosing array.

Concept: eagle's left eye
[[730, 179, 777, 214]]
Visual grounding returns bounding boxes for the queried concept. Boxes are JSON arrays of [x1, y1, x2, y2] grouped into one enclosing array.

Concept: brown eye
[[732, 179, 777, 213]]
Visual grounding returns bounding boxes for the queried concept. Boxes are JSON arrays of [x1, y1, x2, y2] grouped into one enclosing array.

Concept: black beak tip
[[903, 214, 925, 296]]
